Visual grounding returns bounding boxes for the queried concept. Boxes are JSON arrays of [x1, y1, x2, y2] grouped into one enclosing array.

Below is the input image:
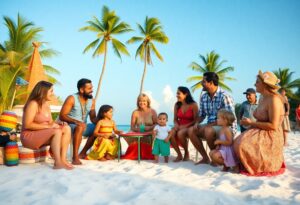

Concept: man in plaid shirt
[[188, 72, 237, 164]]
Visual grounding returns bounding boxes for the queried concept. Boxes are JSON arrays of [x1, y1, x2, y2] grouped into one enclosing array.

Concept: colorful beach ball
[[0, 111, 18, 132]]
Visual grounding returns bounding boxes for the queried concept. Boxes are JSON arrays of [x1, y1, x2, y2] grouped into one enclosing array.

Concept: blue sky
[[1, 0, 300, 124]]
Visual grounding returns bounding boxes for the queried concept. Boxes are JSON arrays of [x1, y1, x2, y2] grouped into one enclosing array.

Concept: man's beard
[[83, 92, 93, 99]]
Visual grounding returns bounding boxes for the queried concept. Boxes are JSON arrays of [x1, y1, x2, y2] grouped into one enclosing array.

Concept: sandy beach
[[0, 132, 299, 205]]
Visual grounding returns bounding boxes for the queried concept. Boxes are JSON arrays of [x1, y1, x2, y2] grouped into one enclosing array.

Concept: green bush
[[51, 112, 60, 120]]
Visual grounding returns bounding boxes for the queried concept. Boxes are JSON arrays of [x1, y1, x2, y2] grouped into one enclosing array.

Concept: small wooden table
[[117, 132, 152, 163]]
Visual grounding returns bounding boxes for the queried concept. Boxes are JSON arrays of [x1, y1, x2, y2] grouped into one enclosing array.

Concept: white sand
[[1, 133, 300, 205]]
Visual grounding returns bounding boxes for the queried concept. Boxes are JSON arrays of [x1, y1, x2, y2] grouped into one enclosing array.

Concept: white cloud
[[144, 90, 160, 111], [162, 85, 176, 112]]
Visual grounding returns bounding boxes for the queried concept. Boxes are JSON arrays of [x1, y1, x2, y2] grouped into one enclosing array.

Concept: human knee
[[62, 125, 71, 134], [75, 123, 86, 133], [53, 128, 63, 136], [204, 127, 216, 140]]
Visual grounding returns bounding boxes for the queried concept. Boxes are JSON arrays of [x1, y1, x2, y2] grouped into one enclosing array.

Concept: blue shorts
[[152, 139, 170, 156], [69, 123, 95, 137]]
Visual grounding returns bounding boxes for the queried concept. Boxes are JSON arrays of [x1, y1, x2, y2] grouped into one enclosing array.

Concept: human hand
[[49, 122, 60, 129], [240, 117, 251, 126], [164, 137, 170, 143], [214, 140, 221, 145], [193, 123, 199, 131], [57, 120, 67, 126]]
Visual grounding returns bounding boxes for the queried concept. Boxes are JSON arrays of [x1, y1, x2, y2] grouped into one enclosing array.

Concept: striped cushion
[[18, 146, 50, 164], [0, 111, 18, 132], [0, 147, 4, 165]]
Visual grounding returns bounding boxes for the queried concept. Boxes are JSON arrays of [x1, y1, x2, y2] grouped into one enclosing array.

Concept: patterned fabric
[[5, 141, 19, 166], [0, 111, 17, 132], [0, 147, 4, 165], [18, 146, 49, 164], [98, 125, 114, 136], [235, 104, 284, 175], [198, 87, 237, 135], [87, 137, 118, 160]]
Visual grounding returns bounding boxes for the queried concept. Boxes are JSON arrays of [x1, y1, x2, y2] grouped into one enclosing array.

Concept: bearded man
[[59, 78, 98, 165]]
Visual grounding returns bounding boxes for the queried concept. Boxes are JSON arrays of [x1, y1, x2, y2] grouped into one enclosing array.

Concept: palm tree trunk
[[95, 41, 107, 102], [139, 46, 147, 94]]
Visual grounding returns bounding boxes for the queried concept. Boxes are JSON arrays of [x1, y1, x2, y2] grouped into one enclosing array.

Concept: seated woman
[[20, 81, 73, 170], [234, 71, 285, 175], [122, 93, 157, 160], [169, 86, 198, 162]]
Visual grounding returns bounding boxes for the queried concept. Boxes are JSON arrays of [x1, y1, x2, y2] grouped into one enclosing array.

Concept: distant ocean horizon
[[117, 124, 241, 132]]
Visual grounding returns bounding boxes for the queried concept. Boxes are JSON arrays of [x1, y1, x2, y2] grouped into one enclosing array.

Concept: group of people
[[17, 70, 288, 176]]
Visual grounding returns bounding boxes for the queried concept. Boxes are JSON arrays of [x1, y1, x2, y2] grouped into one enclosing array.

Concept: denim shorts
[[68, 123, 95, 137]]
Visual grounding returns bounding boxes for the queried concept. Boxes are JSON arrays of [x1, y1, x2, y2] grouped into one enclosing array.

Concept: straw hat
[[258, 70, 281, 90]]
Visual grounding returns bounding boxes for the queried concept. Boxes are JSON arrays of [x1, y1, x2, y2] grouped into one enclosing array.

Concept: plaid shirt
[[199, 87, 238, 135]]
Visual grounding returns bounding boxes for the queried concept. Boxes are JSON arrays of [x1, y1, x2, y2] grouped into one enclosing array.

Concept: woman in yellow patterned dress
[[87, 105, 122, 161]]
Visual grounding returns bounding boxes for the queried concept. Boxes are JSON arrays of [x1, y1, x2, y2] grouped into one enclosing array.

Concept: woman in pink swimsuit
[[169, 86, 198, 162], [21, 81, 73, 170]]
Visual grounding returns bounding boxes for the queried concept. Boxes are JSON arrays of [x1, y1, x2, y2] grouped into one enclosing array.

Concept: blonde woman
[[234, 71, 285, 175], [21, 81, 73, 170], [122, 94, 157, 160]]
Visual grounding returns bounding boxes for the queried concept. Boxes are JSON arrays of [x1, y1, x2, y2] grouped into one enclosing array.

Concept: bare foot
[[173, 156, 183, 162], [222, 166, 230, 172], [105, 154, 115, 160], [210, 161, 218, 167], [78, 153, 87, 159], [98, 157, 107, 161], [232, 166, 240, 173], [183, 152, 190, 161], [53, 163, 73, 170], [195, 158, 210, 165], [63, 161, 74, 169], [72, 158, 82, 165]]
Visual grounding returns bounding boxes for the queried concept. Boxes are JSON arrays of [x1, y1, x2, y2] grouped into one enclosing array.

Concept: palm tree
[[274, 68, 300, 100], [187, 51, 235, 92], [80, 6, 132, 101], [127, 16, 169, 94], [0, 14, 59, 113]]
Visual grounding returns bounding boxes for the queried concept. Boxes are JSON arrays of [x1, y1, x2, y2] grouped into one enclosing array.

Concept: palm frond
[[111, 38, 130, 58], [137, 23, 146, 35], [186, 76, 202, 82], [190, 81, 203, 92], [111, 22, 132, 34], [135, 43, 145, 60], [43, 64, 60, 75], [92, 39, 106, 57], [149, 42, 163, 62], [127, 36, 144, 44], [83, 39, 100, 54]]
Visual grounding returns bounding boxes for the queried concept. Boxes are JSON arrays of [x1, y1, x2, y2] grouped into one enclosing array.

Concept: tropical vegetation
[[187, 51, 235, 92], [273, 68, 300, 100], [0, 14, 59, 113], [80, 6, 132, 101], [127, 16, 169, 94]]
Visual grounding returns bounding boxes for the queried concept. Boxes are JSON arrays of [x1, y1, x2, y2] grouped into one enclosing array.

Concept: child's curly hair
[[217, 109, 235, 126]]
